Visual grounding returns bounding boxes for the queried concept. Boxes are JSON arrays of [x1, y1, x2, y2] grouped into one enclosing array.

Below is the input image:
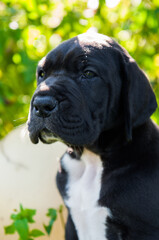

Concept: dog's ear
[[121, 54, 157, 141]]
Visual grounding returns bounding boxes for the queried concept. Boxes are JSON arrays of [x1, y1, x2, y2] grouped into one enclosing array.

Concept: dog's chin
[[39, 129, 62, 144], [29, 128, 61, 144], [29, 125, 98, 146]]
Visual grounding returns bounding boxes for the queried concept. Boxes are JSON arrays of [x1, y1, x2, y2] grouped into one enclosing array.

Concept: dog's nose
[[33, 96, 57, 118]]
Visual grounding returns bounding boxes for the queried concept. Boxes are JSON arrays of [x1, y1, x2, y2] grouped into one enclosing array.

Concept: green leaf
[[19, 204, 36, 223], [11, 205, 36, 223], [44, 218, 57, 235], [11, 213, 20, 221], [46, 208, 57, 219], [44, 208, 57, 235], [4, 223, 15, 234], [58, 205, 63, 213], [14, 219, 29, 240], [20, 204, 24, 212], [43, 223, 52, 235], [29, 229, 45, 237], [21, 208, 36, 223]]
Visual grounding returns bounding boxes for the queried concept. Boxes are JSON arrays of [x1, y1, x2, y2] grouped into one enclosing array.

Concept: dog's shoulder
[[99, 119, 159, 224]]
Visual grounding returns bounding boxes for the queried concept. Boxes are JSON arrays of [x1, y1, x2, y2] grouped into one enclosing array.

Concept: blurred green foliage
[[0, 0, 159, 139], [4, 204, 64, 239]]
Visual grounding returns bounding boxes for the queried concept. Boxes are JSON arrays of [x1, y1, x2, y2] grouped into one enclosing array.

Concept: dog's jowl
[[28, 33, 159, 240]]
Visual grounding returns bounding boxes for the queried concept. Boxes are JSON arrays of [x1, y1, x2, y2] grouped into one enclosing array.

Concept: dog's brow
[[38, 56, 46, 67], [39, 82, 50, 91]]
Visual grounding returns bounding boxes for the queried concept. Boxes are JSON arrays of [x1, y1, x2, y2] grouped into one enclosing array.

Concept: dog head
[[27, 33, 157, 146]]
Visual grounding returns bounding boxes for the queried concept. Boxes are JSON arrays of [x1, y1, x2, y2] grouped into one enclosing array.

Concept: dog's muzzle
[[28, 75, 100, 146], [33, 95, 58, 118], [28, 92, 61, 144]]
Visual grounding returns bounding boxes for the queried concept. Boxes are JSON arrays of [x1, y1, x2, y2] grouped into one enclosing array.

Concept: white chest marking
[[62, 149, 111, 240]]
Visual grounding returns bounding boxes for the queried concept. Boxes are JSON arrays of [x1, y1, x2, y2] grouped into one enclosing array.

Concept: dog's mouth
[[39, 128, 61, 144], [28, 109, 97, 146], [29, 127, 62, 144]]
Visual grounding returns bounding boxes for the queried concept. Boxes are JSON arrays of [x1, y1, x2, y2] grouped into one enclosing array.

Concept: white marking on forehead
[[39, 82, 50, 91]]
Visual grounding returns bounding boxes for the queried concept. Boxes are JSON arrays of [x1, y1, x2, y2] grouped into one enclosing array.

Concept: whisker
[[20, 124, 29, 138], [13, 116, 27, 122], [13, 123, 26, 129]]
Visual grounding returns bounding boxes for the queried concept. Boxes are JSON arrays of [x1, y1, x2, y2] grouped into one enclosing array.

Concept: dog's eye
[[83, 70, 96, 79], [38, 70, 45, 80]]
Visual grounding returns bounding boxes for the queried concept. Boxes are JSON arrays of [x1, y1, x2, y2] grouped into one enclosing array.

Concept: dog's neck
[[83, 119, 156, 171], [86, 124, 127, 154], [68, 119, 156, 172]]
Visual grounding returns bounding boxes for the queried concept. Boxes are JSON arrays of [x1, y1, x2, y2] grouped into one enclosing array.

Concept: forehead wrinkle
[[63, 51, 86, 71], [40, 37, 86, 73], [38, 34, 115, 74], [39, 51, 64, 76]]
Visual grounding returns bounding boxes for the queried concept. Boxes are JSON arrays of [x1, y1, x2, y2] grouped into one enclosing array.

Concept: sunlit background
[[0, 0, 159, 139], [0, 1, 159, 239]]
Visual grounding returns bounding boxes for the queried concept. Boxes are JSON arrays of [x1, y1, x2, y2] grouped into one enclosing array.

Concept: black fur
[[28, 33, 159, 240]]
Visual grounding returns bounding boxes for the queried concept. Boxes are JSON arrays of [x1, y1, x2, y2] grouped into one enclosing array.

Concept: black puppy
[[28, 33, 159, 240]]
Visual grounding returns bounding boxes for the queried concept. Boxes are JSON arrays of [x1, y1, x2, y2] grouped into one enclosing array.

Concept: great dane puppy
[[28, 33, 159, 240]]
